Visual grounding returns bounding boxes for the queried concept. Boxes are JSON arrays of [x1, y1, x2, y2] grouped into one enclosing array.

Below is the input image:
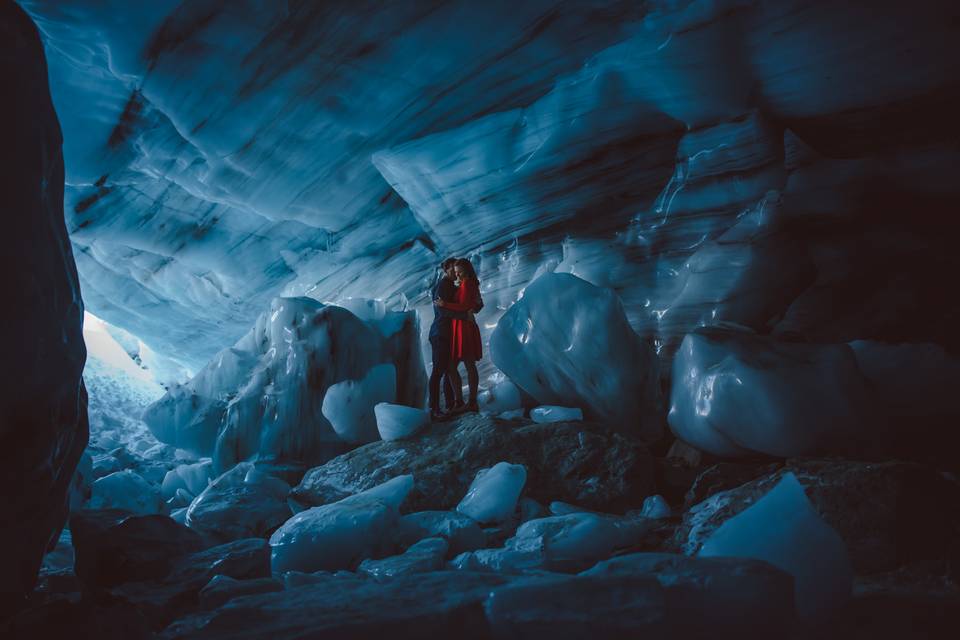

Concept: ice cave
[[2, 0, 959, 637]]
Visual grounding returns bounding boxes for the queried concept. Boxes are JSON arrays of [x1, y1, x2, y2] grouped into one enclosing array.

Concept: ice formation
[[456, 463, 527, 524], [142, 298, 424, 471], [161, 461, 213, 502], [396, 511, 486, 557], [699, 472, 853, 620], [358, 537, 449, 578], [491, 274, 661, 440], [269, 475, 414, 573], [185, 463, 292, 542], [639, 495, 671, 520], [453, 512, 650, 574], [530, 406, 583, 424], [88, 470, 164, 515], [668, 327, 876, 457], [322, 364, 397, 444], [374, 403, 429, 442], [476, 380, 522, 415]]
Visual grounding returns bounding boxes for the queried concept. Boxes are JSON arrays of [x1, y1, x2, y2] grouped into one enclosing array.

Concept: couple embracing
[[428, 257, 483, 421]]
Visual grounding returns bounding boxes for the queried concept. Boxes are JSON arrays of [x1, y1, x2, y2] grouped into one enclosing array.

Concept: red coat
[[445, 278, 483, 362]]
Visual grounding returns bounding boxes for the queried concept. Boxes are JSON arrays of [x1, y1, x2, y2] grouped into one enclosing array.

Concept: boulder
[[697, 473, 853, 620], [291, 413, 655, 514], [452, 512, 656, 574], [199, 576, 283, 610], [88, 470, 164, 515], [111, 538, 271, 626], [70, 510, 204, 588], [490, 273, 662, 441], [358, 537, 449, 578], [668, 326, 878, 457], [162, 571, 511, 639], [396, 511, 486, 557], [670, 459, 960, 575], [0, 2, 88, 608], [185, 463, 291, 543]]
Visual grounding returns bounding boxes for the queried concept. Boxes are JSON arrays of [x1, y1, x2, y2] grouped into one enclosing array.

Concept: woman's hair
[[454, 258, 478, 281]]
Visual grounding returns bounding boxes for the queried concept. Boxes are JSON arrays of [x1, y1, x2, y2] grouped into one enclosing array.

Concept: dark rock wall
[[0, 1, 88, 611]]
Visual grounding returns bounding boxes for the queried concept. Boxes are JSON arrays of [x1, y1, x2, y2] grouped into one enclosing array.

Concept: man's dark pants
[[428, 334, 456, 412]]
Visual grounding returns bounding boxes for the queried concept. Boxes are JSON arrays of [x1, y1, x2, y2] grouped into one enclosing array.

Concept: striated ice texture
[[142, 298, 424, 471], [699, 472, 852, 620], [456, 463, 527, 524], [491, 274, 661, 439], [88, 470, 164, 515], [269, 476, 413, 573], [668, 327, 876, 457], [322, 364, 397, 445], [374, 403, 429, 442], [530, 406, 583, 424], [185, 463, 291, 542], [16, 0, 958, 390]]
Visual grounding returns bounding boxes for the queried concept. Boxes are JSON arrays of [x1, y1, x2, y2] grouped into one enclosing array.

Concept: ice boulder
[[340, 474, 414, 511], [396, 511, 485, 556], [668, 327, 876, 457], [639, 495, 671, 519], [322, 364, 396, 444], [477, 380, 522, 415], [456, 463, 527, 524], [530, 406, 583, 423], [375, 403, 429, 441], [490, 273, 661, 440], [358, 537, 449, 578], [269, 475, 412, 572], [161, 460, 213, 501], [454, 512, 653, 574], [699, 472, 853, 620], [143, 298, 425, 471], [185, 463, 292, 542], [88, 470, 164, 515], [269, 498, 398, 573]]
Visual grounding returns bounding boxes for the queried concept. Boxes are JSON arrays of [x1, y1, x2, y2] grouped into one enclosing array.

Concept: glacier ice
[[340, 474, 414, 512], [491, 273, 661, 440], [161, 460, 213, 502], [88, 470, 164, 516], [639, 495, 671, 520], [269, 475, 414, 572], [185, 463, 292, 542], [453, 512, 652, 574], [699, 472, 852, 620], [358, 537, 449, 578], [322, 364, 397, 445], [530, 406, 583, 424], [397, 511, 486, 557], [374, 403, 429, 442], [456, 463, 527, 524], [143, 298, 424, 471], [668, 326, 876, 457], [476, 380, 522, 415]]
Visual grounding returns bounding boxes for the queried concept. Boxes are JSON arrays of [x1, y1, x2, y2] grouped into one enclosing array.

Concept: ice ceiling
[[20, 0, 960, 370]]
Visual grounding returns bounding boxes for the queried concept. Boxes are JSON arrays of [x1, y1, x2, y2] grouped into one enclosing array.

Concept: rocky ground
[[2, 413, 957, 639]]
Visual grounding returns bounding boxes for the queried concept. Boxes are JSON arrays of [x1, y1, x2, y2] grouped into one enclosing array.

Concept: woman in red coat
[[437, 258, 483, 412]]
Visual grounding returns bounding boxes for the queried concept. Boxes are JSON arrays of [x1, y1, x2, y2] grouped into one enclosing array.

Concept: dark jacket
[[429, 275, 467, 339]]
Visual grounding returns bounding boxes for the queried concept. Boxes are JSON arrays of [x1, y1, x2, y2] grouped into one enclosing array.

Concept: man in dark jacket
[[428, 258, 467, 420]]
